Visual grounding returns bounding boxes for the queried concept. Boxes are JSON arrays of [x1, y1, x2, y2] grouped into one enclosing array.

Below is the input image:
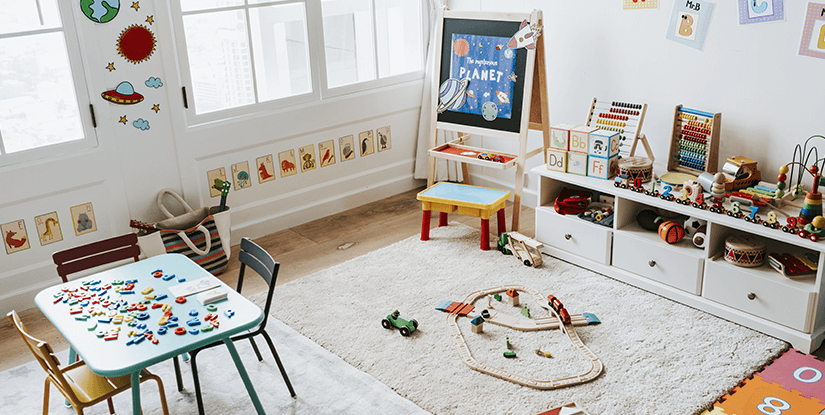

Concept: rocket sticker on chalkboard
[[2, 220, 30, 254], [279, 149, 298, 178], [318, 140, 336, 167], [256, 155, 276, 184], [507, 20, 542, 50], [448, 33, 517, 121], [340, 135, 355, 161], [36, 211, 63, 246]]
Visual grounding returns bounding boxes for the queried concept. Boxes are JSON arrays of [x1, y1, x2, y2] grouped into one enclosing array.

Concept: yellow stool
[[417, 182, 511, 250]]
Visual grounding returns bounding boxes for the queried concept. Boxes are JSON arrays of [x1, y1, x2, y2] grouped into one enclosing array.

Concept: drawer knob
[[564, 234, 572, 240], [648, 260, 656, 267], [747, 293, 756, 300]]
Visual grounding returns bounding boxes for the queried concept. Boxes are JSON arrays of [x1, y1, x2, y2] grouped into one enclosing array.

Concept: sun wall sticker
[[117, 24, 156, 64], [81, 0, 120, 24]]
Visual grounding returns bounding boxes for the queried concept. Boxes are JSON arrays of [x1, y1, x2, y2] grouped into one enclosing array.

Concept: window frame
[[169, 0, 427, 127], [0, 1, 99, 168]]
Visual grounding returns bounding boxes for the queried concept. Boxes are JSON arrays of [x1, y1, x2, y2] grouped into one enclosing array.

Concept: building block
[[569, 125, 598, 154], [588, 129, 621, 158], [546, 149, 568, 172], [567, 152, 588, 176], [587, 154, 618, 180], [715, 375, 825, 415], [550, 123, 576, 151], [757, 348, 825, 402]]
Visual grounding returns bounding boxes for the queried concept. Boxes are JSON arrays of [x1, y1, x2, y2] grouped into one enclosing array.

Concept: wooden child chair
[[7, 310, 170, 415], [186, 237, 296, 414]]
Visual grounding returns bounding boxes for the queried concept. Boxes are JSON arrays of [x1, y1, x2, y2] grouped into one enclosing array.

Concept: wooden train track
[[446, 285, 603, 389]]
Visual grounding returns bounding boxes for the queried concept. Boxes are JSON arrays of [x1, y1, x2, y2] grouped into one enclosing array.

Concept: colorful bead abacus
[[666, 105, 721, 175], [585, 99, 649, 160]]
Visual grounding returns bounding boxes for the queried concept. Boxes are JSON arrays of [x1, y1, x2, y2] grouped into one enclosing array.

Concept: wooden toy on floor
[[497, 231, 544, 267], [417, 182, 510, 250], [381, 310, 418, 337], [666, 105, 721, 175]]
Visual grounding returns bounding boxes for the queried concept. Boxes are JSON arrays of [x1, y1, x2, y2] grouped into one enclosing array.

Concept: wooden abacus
[[586, 98, 654, 161], [666, 105, 721, 175]]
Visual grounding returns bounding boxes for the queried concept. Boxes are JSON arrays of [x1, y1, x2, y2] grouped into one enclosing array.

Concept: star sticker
[[106, 62, 116, 71], [145, 15, 154, 25], [119, 116, 128, 124], [151, 104, 160, 113], [131, 2, 139, 11]]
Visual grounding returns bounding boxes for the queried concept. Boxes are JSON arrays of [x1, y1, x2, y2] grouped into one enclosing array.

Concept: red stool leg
[[497, 208, 506, 236], [421, 210, 431, 241], [480, 219, 490, 250], [439, 212, 448, 227]]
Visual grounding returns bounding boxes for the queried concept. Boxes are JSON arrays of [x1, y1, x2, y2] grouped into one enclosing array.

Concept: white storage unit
[[532, 165, 825, 353]]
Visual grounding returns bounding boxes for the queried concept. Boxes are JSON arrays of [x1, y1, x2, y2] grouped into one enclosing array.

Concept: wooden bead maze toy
[[666, 105, 721, 175], [585, 98, 654, 161], [775, 135, 825, 240]]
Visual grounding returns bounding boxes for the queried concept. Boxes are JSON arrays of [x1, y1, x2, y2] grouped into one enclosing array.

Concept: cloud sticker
[[133, 118, 150, 130], [145, 77, 163, 88]]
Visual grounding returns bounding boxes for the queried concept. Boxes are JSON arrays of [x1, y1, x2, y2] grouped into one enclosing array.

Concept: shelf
[[429, 143, 517, 170], [707, 254, 817, 292], [616, 222, 706, 259]]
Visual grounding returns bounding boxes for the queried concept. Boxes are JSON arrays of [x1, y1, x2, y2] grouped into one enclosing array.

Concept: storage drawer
[[703, 261, 816, 332], [535, 207, 612, 264], [612, 231, 704, 294]]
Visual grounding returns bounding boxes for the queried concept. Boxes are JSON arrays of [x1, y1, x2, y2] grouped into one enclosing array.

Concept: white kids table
[[35, 253, 268, 415]]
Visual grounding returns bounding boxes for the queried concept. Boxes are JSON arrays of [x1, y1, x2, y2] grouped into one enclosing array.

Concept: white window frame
[[169, 0, 427, 127], [0, 1, 98, 168]]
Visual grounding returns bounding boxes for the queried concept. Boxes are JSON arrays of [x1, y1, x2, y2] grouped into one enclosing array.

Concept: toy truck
[[381, 310, 418, 337], [497, 231, 544, 267]]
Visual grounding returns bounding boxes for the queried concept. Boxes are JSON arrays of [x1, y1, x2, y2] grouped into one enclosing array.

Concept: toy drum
[[618, 157, 653, 183], [724, 235, 767, 267]]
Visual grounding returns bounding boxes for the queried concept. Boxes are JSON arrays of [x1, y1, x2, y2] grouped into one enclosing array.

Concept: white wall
[[448, 0, 825, 202], [0, 1, 425, 314]]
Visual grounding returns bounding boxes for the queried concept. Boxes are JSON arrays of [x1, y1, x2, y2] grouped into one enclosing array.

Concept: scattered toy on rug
[[381, 310, 418, 337]]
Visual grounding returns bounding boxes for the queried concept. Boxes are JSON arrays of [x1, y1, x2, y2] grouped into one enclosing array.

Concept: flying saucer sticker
[[232, 161, 252, 190], [318, 140, 336, 167], [359, 130, 375, 156], [70, 202, 97, 236], [2, 220, 30, 254], [81, 0, 120, 23], [102, 81, 144, 104], [299, 145, 317, 173], [35, 212, 63, 247], [376, 126, 391, 152], [207, 168, 227, 198], [256, 155, 276, 184], [448, 34, 516, 120], [339, 135, 355, 161], [279, 150, 298, 178], [117, 24, 156, 64]]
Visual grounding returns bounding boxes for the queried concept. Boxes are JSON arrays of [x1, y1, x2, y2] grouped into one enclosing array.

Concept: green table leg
[[223, 338, 266, 414], [131, 371, 142, 415]]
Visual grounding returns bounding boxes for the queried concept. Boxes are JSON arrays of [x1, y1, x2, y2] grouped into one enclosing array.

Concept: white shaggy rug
[[259, 222, 789, 415]]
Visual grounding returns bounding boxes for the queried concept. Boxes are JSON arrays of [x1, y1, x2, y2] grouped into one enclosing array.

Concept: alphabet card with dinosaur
[[2, 219, 30, 254], [35, 212, 63, 246]]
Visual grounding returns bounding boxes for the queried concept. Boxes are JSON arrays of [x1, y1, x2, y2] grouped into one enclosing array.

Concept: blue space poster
[[449, 34, 517, 120]]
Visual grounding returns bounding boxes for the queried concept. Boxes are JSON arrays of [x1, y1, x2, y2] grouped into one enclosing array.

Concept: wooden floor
[[2, 185, 822, 373], [0, 186, 534, 372]]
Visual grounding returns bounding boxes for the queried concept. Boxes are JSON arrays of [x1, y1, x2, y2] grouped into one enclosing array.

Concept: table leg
[[439, 212, 448, 227], [131, 370, 142, 415], [223, 338, 266, 414], [65, 348, 78, 407], [420, 210, 431, 241], [480, 219, 490, 250], [497, 209, 506, 236]]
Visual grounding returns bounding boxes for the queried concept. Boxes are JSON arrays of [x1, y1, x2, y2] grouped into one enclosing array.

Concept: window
[[0, 1, 96, 166], [173, 0, 424, 123]]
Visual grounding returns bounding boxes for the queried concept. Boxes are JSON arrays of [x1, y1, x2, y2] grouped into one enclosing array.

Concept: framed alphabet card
[[35, 211, 63, 246], [359, 130, 375, 156], [666, 0, 715, 51], [298, 144, 317, 172], [376, 126, 392, 152], [799, 3, 825, 60], [206, 167, 227, 198], [318, 140, 336, 167], [256, 155, 276, 184], [624, 0, 658, 10], [2, 219, 30, 254], [70, 202, 97, 236], [279, 149, 298, 178], [339, 135, 356, 161], [737, 0, 784, 24], [232, 161, 252, 190]]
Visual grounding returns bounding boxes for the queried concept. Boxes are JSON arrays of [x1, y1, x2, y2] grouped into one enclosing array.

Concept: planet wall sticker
[[80, 0, 120, 24], [117, 24, 156, 64], [101, 81, 144, 104]]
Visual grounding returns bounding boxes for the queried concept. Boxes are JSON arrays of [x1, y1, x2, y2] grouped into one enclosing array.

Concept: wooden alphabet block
[[546, 149, 567, 172], [567, 152, 588, 176], [569, 126, 598, 154], [550, 124, 576, 151], [588, 154, 618, 180], [589, 129, 620, 158]]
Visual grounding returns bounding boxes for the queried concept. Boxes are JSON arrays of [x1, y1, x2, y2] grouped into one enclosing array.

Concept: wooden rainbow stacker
[[417, 182, 510, 250]]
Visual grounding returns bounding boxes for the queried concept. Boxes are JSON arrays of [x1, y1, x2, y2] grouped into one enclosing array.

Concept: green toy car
[[381, 310, 418, 337]]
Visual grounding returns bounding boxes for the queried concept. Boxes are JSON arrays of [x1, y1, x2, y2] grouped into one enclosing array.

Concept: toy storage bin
[[702, 223, 819, 332]]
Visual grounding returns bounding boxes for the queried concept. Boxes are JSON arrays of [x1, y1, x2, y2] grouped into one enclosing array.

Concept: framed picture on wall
[[799, 3, 825, 60], [666, 0, 715, 51], [339, 135, 355, 161], [70, 202, 97, 236], [256, 155, 276, 184], [737, 0, 784, 24], [376, 126, 392, 152], [206, 167, 227, 198], [2, 219, 30, 254], [35, 211, 63, 246], [318, 140, 336, 167], [232, 161, 252, 190]]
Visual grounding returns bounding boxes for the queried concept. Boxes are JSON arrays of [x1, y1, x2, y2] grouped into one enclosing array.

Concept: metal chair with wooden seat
[[187, 237, 296, 414], [51, 233, 185, 399], [7, 310, 170, 415]]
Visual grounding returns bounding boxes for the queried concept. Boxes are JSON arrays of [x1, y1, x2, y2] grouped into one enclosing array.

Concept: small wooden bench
[[417, 182, 510, 250]]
